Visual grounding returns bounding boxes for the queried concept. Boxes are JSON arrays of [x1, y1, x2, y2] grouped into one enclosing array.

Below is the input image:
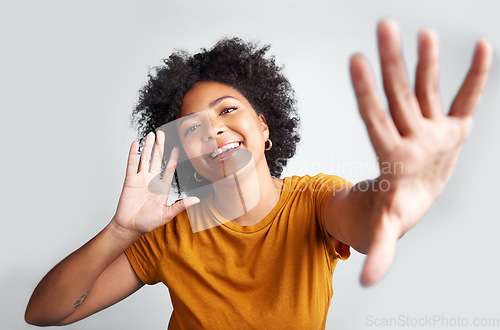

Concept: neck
[[212, 159, 283, 226]]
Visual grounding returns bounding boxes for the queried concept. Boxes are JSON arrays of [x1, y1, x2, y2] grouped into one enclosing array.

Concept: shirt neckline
[[206, 176, 291, 233]]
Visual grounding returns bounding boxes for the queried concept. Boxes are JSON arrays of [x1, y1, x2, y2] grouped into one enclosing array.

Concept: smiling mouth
[[209, 142, 241, 159]]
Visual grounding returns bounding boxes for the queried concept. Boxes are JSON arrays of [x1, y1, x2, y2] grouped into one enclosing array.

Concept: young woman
[[25, 19, 492, 328]]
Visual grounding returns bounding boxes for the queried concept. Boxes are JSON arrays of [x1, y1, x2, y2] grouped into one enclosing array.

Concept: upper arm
[[323, 186, 351, 246], [57, 253, 145, 325]]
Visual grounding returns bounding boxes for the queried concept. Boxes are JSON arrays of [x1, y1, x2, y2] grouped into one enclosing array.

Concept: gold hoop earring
[[264, 138, 273, 151], [194, 171, 205, 182]]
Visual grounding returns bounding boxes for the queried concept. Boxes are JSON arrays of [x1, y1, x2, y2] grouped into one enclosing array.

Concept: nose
[[205, 115, 226, 141]]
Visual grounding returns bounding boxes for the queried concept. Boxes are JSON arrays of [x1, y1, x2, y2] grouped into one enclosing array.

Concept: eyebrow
[[179, 95, 239, 127], [178, 112, 198, 128], [209, 95, 238, 108]]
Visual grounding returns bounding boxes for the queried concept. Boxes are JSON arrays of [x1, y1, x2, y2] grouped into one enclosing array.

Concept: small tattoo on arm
[[73, 291, 89, 309]]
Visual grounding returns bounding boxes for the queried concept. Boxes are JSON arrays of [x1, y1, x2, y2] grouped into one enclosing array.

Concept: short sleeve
[[309, 173, 352, 261], [124, 225, 167, 285]]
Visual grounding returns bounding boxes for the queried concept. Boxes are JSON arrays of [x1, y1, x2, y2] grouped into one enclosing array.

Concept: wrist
[[353, 177, 405, 238], [371, 175, 432, 239], [107, 217, 142, 243]]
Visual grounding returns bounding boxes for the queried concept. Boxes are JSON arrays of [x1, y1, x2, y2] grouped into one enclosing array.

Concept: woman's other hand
[[349, 19, 492, 286]]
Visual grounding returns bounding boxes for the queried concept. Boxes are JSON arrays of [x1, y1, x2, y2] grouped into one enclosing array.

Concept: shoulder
[[286, 173, 352, 193], [282, 173, 352, 217]]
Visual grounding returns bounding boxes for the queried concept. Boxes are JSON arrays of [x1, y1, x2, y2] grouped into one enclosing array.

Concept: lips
[[208, 141, 242, 160], [203, 140, 252, 177]]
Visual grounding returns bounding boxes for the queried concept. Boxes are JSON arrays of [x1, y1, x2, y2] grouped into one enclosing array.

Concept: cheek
[[182, 139, 203, 159], [181, 143, 204, 173], [239, 118, 265, 145]]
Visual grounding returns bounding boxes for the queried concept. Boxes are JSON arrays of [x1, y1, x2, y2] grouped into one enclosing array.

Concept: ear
[[258, 113, 270, 139]]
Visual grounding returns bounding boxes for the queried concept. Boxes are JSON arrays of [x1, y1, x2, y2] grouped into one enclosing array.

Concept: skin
[[24, 19, 492, 326], [324, 19, 492, 286], [178, 81, 284, 226]]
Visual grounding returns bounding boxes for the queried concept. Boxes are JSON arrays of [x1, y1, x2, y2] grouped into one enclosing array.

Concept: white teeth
[[210, 142, 240, 158]]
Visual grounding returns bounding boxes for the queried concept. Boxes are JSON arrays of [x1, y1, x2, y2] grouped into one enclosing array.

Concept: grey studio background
[[1, 0, 500, 329]]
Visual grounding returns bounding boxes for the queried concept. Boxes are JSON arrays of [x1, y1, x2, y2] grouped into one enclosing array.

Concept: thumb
[[360, 230, 398, 287], [164, 197, 200, 220]]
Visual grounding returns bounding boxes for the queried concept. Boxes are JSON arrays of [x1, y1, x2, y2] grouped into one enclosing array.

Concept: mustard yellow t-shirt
[[125, 173, 351, 329]]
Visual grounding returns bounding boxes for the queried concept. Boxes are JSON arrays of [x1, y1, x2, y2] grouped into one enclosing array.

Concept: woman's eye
[[184, 124, 200, 136], [220, 107, 237, 115]]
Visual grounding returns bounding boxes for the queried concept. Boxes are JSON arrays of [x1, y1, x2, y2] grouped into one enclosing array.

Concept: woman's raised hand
[[112, 131, 199, 236], [349, 19, 492, 286]]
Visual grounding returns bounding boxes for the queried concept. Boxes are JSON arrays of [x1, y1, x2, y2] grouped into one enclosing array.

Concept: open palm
[[350, 19, 492, 286], [113, 131, 199, 236]]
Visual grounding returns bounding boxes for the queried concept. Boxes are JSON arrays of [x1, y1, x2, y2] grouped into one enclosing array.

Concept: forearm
[[25, 219, 140, 326], [325, 178, 402, 254]]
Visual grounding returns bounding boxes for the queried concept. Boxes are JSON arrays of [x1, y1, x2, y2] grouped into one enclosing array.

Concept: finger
[[415, 28, 443, 118], [138, 132, 155, 172], [126, 140, 139, 176], [378, 18, 422, 135], [449, 38, 493, 118], [350, 54, 401, 156], [163, 196, 200, 221], [149, 130, 165, 174], [360, 229, 398, 287], [161, 146, 179, 185]]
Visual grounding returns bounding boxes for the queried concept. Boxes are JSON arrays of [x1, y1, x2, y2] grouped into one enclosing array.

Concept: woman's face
[[177, 81, 269, 182]]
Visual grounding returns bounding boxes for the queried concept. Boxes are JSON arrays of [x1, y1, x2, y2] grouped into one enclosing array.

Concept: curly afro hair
[[131, 37, 301, 196]]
